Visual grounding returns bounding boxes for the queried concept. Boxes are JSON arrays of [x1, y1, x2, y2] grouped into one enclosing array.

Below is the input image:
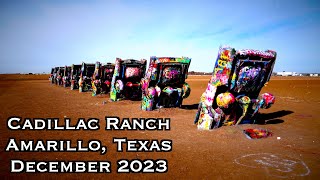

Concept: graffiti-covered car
[[79, 62, 95, 92], [110, 58, 147, 101], [70, 64, 82, 90], [49, 67, 55, 84], [194, 46, 277, 130], [101, 63, 115, 94], [141, 57, 192, 111], [91, 61, 101, 96], [56, 67, 65, 86], [91, 62, 115, 96], [62, 65, 71, 88], [51, 67, 59, 84]]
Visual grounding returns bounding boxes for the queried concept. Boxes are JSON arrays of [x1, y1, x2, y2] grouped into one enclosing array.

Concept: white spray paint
[[234, 153, 310, 178]]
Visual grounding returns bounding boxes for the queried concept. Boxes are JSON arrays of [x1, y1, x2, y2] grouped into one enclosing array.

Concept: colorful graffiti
[[110, 58, 147, 101], [141, 56, 191, 111], [110, 58, 121, 101], [237, 49, 276, 58], [125, 67, 141, 78], [211, 47, 235, 86], [194, 45, 277, 130], [91, 62, 100, 96]]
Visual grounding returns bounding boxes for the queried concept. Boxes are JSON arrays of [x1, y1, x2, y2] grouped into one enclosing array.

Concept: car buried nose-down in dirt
[[110, 58, 147, 101], [141, 56, 192, 111], [49, 67, 55, 84], [79, 62, 95, 92], [51, 67, 59, 84], [56, 67, 65, 86], [194, 46, 277, 130], [70, 64, 82, 90], [91, 62, 115, 96], [62, 65, 71, 88]]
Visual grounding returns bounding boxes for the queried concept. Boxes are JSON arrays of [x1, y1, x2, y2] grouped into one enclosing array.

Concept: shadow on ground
[[256, 110, 294, 124], [181, 103, 293, 125], [181, 104, 199, 110]]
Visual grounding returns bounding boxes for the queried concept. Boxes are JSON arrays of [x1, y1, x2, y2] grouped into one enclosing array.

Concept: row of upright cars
[[49, 45, 278, 129], [50, 62, 115, 94], [49, 56, 192, 111]]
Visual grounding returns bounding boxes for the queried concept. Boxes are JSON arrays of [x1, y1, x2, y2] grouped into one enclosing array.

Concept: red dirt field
[[0, 75, 319, 179]]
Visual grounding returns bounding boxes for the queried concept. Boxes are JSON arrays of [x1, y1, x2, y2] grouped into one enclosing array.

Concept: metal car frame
[[56, 66, 65, 86], [70, 64, 82, 90], [62, 65, 71, 88], [110, 58, 147, 101], [79, 62, 95, 92], [92, 62, 115, 96], [49, 67, 55, 84], [194, 46, 277, 129], [52, 67, 59, 84], [141, 56, 192, 111]]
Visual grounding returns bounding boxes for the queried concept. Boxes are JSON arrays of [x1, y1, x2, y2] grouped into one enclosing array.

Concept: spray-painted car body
[[101, 63, 115, 93], [51, 67, 59, 84], [91, 61, 101, 96], [56, 67, 65, 86], [62, 65, 71, 87], [70, 64, 82, 90], [79, 62, 95, 92], [49, 67, 55, 84], [141, 57, 192, 111], [92, 62, 115, 96], [110, 58, 147, 101], [194, 46, 277, 130]]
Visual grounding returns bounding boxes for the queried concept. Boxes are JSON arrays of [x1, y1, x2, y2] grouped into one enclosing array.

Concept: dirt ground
[[0, 75, 319, 179]]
